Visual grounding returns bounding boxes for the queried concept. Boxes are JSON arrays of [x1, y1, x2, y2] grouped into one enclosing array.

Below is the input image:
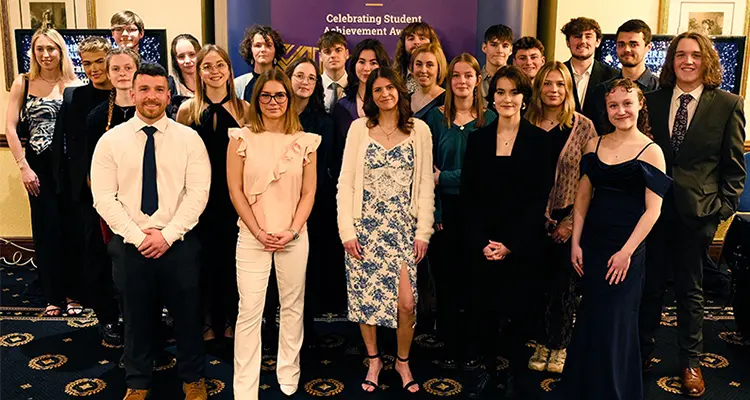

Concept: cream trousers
[[233, 228, 308, 399]]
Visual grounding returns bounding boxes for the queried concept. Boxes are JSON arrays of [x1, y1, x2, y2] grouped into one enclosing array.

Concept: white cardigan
[[337, 117, 435, 244]]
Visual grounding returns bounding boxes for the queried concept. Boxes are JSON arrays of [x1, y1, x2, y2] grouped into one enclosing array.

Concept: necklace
[[379, 124, 399, 141], [454, 109, 475, 131], [497, 133, 517, 146], [40, 75, 61, 85]]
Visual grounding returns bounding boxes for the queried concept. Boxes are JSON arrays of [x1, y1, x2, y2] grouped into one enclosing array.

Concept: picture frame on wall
[[1, 0, 97, 90], [659, 0, 749, 36]]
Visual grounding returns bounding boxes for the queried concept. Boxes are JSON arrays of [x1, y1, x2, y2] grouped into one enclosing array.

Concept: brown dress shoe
[[123, 389, 150, 400], [682, 367, 706, 397], [183, 378, 208, 400]]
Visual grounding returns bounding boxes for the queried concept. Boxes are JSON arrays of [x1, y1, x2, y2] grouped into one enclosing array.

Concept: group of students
[[3, 8, 746, 400]]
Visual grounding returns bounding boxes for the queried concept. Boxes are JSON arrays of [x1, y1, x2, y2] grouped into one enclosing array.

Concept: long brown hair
[[246, 69, 303, 134], [105, 47, 141, 131], [363, 67, 414, 133], [659, 31, 722, 89], [526, 61, 576, 129], [443, 53, 486, 128], [602, 78, 652, 138], [188, 44, 246, 125], [393, 22, 442, 79]]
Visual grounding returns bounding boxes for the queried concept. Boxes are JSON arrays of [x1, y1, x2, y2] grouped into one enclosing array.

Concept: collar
[[569, 59, 594, 77], [616, 69, 658, 89], [322, 71, 348, 88], [131, 112, 169, 134], [672, 84, 704, 104], [481, 64, 491, 80]]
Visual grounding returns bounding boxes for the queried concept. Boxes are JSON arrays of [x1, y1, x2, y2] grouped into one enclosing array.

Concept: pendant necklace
[[380, 124, 398, 141]]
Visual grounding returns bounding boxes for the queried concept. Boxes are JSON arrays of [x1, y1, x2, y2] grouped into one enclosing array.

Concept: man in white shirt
[[560, 17, 618, 120], [641, 31, 746, 398], [91, 63, 211, 400], [318, 31, 349, 113]]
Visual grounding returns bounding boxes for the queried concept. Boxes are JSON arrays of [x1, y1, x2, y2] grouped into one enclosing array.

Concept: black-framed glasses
[[259, 92, 288, 104], [112, 25, 140, 35]]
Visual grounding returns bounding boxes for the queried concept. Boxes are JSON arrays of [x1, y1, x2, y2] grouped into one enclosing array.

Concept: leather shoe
[[100, 322, 123, 347], [682, 367, 706, 397]]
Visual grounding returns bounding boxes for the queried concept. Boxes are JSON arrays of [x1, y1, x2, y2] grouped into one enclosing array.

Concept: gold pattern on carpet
[[28, 354, 68, 370], [304, 378, 345, 396], [423, 378, 462, 396]]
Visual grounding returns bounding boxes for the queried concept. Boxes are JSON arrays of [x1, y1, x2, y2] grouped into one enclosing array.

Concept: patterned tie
[[141, 126, 158, 215], [671, 93, 693, 155]]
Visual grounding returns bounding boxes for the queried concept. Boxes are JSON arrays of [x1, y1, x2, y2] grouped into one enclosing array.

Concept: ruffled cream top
[[229, 128, 321, 234]]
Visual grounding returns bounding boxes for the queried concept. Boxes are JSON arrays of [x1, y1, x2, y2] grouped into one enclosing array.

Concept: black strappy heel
[[362, 352, 382, 393], [396, 355, 420, 393]]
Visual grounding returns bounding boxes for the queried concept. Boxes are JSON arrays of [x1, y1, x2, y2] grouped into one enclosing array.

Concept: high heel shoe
[[396, 355, 419, 394], [362, 352, 382, 393]]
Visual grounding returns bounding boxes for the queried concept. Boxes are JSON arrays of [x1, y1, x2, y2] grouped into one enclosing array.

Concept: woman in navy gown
[[564, 78, 671, 400]]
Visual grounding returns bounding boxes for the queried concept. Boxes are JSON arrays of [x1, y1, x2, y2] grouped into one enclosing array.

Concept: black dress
[[564, 139, 671, 400], [189, 96, 241, 335]]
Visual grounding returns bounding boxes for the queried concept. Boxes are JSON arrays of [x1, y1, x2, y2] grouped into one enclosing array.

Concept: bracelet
[[287, 229, 299, 240], [15, 157, 25, 165], [255, 229, 264, 239]]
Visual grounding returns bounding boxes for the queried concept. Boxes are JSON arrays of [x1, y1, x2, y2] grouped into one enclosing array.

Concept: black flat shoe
[[437, 358, 457, 369], [466, 372, 491, 399]]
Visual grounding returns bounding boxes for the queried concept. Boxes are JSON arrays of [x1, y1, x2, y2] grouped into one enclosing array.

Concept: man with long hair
[[641, 31, 746, 397]]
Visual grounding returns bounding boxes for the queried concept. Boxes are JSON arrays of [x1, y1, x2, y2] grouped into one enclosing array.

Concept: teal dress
[[346, 138, 417, 329]]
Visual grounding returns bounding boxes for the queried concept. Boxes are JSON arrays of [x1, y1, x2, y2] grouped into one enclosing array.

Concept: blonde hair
[[188, 45, 246, 126], [526, 61, 576, 129], [28, 28, 77, 82], [410, 43, 448, 86], [443, 53, 486, 128], [246, 69, 302, 134]]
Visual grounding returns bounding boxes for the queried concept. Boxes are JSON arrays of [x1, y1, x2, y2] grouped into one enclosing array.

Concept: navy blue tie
[[141, 126, 158, 215]]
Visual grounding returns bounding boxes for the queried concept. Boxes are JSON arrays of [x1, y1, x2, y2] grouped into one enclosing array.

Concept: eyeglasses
[[292, 73, 317, 84], [112, 25, 140, 35], [259, 92, 288, 104], [200, 62, 228, 73]]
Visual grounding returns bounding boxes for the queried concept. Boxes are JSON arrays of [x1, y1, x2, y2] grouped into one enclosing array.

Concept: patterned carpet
[[2, 262, 750, 399]]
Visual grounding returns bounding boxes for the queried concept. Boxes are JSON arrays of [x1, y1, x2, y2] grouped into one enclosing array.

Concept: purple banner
[[270, 0, 478, 59]]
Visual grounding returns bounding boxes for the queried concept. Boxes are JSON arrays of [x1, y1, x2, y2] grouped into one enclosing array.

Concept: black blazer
[[564, 59, 619, 122], [461, 118, 555, 258], [51, 84, 110, 201], [646, 87, 746, 233]]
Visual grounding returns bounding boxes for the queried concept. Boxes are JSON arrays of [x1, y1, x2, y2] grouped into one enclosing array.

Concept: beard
[[137, 102, 167, 119], [571, 51, 593, 61]]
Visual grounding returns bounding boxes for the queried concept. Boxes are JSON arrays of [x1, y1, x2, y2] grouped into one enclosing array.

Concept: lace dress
[[346, 137, 417, 328]]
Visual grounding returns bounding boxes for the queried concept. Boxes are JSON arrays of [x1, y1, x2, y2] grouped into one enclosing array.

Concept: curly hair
[[658, 31, 722, 89], [393, 22, 442, 79], [560, 17, 603, 40], [285, 56, 326, 114], [363, 67, 414, 133], [601, 78, 652, 138], [239, 25, 285, 66]]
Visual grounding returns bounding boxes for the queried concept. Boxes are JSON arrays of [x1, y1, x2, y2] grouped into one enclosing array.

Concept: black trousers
[[195, 217, 239, 335], [110, 233, 205, 388], [27, 149, 69, 306], [431, 194, 471, 361], [535, 235, 577, 350], [640, 216, 717, 368], [81, 192, 120, 325]]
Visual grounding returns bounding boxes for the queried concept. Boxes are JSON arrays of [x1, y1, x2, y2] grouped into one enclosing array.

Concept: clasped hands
[[256, 229, 295, 252], [483, 241, 510, 261], [138, 228, 170, 259]]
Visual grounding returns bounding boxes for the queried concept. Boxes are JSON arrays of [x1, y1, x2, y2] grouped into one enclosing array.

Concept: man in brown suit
[[640, 31, 746, 397]]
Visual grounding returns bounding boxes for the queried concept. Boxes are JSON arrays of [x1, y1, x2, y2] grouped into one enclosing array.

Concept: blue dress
[[346, 138, 417, 329], [564, 140, 671, 400]]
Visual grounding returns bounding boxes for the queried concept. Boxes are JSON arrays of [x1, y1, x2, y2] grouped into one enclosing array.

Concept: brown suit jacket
[[645, 86, 746, 234]]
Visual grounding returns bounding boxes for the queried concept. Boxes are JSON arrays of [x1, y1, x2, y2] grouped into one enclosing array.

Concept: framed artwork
[[1, 0, 96, 90]]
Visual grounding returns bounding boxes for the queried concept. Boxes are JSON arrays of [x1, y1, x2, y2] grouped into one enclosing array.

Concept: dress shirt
[[322, 71, 348, 113], [480, 64, 492, 107], [91, 113, 211, 247], [668, 84, 704, 135], [234, 72, 254, 99], [571, 60, 595, 107]]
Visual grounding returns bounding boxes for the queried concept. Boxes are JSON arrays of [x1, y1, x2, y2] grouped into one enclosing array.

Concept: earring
[[522, 103, 527, 110]]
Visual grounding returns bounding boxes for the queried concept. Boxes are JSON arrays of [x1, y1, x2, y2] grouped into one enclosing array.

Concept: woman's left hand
[[414, 240, 428, 263], [269, 230, 295, 247], [433, 166, 441, 186], [605, 249, 631, 285]]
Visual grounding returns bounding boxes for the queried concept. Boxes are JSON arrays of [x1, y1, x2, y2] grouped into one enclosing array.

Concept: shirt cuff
[[160, 225, 182, 247], [126, 230, 148, 248]]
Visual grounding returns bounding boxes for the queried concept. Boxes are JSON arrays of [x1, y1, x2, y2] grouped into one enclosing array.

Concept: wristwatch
[[288, 229, 299, 240]]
